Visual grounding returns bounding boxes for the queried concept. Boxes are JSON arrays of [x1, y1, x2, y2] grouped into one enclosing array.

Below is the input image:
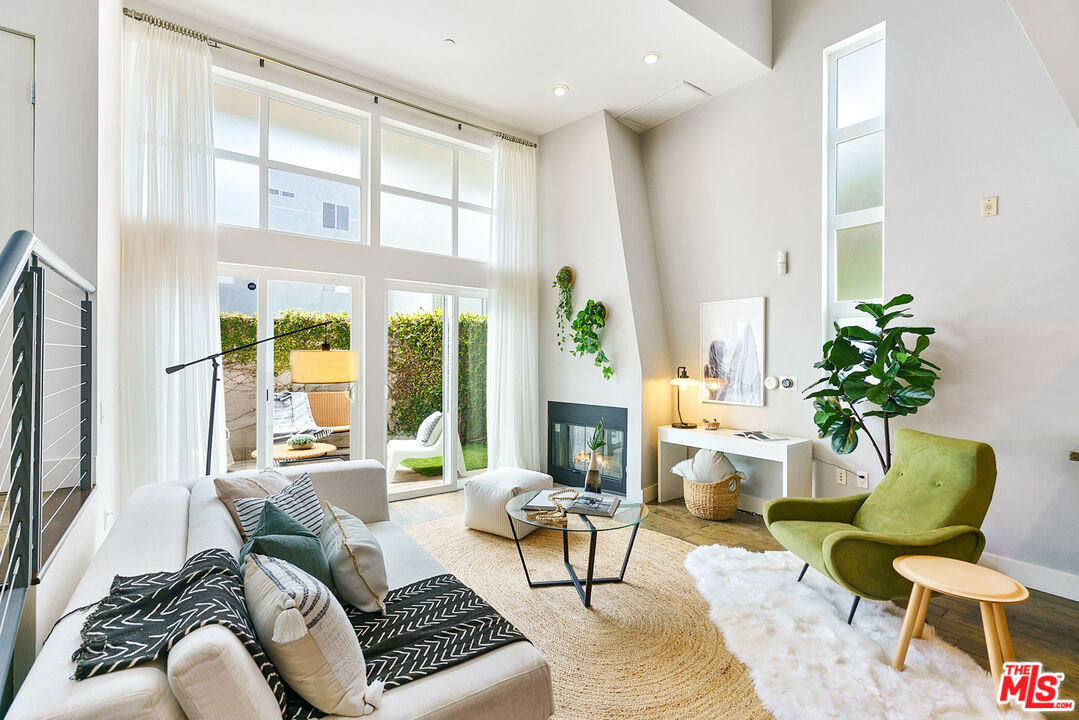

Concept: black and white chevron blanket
[[348, 573, 527, 690], [72, 548, 299, 716], [74, 551, 527, 720]]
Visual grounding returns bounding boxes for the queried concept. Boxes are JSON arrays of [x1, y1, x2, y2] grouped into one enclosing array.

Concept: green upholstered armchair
[[763, 429, 996, 622]]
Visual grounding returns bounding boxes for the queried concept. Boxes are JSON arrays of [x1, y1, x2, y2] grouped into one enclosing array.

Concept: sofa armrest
[[822, 525, 986, 600], [763, 493, 870, 526], [282, 460, 390, 523]]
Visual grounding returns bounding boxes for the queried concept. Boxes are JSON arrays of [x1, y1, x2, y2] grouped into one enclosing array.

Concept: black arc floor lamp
[[166, 320, 332, 475]]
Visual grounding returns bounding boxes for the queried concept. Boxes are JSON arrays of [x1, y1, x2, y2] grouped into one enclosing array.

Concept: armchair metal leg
[[797, 563, 809, 582], [847, 595, 861, 625]]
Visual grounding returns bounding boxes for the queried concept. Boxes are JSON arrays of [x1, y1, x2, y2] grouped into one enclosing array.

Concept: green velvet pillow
[[238, 502, 335, 592]]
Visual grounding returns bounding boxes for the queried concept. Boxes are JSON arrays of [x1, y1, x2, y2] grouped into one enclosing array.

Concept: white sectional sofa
[[8, 461, 554, 720]]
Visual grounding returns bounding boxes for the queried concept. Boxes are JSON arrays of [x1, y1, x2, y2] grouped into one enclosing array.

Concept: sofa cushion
[[367, 521, 448, 590], [6, 613, 185, 720], [215, 469, 291, 539], [233, 474, 324, 538], [67, 483, 191, 613], [188, 477, 244, 558], [326, 642, 553, 720], [167, 624, 283, 720], [244, 554, 382, 716], [321, 504, 388, 613], [239, 502, 335, 590]]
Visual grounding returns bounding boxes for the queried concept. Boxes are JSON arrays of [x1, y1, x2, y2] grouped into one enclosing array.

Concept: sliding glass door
[[219, 265, 362, 471], [385, 285, 487, 499]]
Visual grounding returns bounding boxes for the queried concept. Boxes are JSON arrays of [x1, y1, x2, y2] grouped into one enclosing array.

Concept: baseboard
[[979, 552, 1079, 602], [739, 494, 766, 515], [641, 482, 657, 504]]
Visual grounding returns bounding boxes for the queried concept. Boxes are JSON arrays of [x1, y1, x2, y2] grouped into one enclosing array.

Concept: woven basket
[[683, 472, 743, 521]]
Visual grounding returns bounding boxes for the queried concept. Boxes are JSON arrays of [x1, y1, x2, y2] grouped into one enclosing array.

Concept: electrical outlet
[[981, 196, 998, 217], [856, 471, 869, 489], [779, 376, 797, 390], [835, 468, 848, 486]]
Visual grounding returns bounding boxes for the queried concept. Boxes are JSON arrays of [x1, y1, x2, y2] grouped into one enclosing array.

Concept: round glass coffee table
[[506, 490, 649, 608]]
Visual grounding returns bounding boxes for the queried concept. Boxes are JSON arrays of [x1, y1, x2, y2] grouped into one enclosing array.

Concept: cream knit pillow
[[243, 554, 384, 716], [320, 504, 389, 614]]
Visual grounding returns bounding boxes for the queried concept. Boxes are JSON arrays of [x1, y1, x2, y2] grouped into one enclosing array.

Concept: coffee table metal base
[[506, 512, 640, 608]]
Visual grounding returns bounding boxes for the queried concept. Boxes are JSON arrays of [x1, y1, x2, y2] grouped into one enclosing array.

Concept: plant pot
[[289, 442, 313, 451], [585, 451, 603, 494], [558, 265, 575, 286]]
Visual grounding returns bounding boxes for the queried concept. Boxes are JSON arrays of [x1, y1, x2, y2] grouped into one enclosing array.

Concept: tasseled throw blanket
[[74, 551, 528, 720], [72, 548, 302, 717]]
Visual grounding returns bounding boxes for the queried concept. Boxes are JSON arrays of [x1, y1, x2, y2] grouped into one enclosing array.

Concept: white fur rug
[[684, 545, 1042, 720]]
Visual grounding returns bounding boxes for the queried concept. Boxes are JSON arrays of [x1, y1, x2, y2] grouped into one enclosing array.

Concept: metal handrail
[[0, 230, 96, 712], [0, 231, 95, 307]]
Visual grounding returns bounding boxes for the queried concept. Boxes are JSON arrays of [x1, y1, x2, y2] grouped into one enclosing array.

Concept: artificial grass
[[401, 443, 488, 477]]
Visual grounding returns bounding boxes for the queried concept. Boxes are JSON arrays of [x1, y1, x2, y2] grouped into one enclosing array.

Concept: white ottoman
[[464, 467, 553, 539]]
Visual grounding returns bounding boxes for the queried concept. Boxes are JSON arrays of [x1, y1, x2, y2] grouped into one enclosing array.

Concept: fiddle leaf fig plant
[[806, 293, 939, 473], [571, 299, 614, 380], [552, 266, 574, 351]]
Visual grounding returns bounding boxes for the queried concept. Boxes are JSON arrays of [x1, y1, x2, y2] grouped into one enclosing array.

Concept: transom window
[[212, 81, 367, 243], [824, 25, 885, 330], [380, 125, 493, 261]]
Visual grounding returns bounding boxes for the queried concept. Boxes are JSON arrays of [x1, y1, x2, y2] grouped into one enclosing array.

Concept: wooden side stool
[[892, 555, 1029, 704]]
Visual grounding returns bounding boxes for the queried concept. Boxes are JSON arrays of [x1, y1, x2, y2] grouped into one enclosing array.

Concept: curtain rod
[[122, 7, 538, 148]]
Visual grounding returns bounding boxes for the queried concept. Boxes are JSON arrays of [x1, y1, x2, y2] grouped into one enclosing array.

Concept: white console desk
[[657, 426, 813, 512]]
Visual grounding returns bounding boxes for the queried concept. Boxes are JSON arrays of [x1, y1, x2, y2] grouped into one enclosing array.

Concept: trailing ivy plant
[[806, 293, 938, 473], [571, 300, 614, 380], [552, 266, 574, 351]]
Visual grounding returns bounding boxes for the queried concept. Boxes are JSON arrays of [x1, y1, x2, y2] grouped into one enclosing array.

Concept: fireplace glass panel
[[550, 422, 624, 481]]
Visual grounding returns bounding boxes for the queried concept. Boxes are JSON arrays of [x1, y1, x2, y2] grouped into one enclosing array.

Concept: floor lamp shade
[[290, 349, 359, 383]]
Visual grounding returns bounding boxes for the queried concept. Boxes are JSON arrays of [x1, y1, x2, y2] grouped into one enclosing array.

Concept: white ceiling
[[150, 0, 770, 136]]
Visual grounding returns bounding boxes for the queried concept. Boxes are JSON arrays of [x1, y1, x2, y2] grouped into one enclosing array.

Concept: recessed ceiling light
[[553, 84, 569, 97], [643, 52, 661, 64], [443, 38, 456, 46]]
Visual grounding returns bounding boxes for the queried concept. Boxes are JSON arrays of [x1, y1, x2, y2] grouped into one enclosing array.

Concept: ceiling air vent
[[616, 82, 712, 133]]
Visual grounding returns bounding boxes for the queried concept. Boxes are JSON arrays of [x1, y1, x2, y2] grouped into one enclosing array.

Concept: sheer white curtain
[[119, 19, 221, 500], [486, 138, 539, 470]]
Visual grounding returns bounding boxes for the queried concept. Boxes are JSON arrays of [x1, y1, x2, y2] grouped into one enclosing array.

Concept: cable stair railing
[[0, 230, 95, 712]]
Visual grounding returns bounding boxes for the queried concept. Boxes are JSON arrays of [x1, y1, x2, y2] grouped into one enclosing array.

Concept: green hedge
[[220, 309, 487, 443], [387, 310, 487, 444]]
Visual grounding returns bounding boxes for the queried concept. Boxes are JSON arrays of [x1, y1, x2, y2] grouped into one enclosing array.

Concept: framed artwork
[[699, 297, 765, 406]]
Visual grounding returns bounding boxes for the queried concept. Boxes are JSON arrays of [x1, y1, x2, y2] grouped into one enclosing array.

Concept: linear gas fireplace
[[547, 401, 628, 496]]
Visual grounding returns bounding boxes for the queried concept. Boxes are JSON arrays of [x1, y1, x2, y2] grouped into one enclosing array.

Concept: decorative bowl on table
[[287, 434, 315, 450]]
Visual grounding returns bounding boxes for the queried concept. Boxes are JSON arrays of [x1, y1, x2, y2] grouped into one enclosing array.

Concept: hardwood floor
[[390, 490, 1079, 705]]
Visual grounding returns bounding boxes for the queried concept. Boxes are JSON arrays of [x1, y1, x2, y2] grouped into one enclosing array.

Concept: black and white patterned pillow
[[234, 474, 324, 538], [416, 411, 443, 446]]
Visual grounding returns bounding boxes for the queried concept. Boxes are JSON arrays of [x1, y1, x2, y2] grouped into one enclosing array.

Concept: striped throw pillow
[[234, 474, 324, 539], [244, 554, 383, 715], [416, 411, 443, 446]]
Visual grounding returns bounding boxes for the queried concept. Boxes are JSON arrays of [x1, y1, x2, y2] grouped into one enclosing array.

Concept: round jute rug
[[406, 516, 772, 720]]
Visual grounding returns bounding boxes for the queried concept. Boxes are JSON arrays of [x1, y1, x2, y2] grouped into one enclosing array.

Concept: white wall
[[0, 0, 117, 681], [641, 0, 1079, 595], [538, 111, 672, 501]]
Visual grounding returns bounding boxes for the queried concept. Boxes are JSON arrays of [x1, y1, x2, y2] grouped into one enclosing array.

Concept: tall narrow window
[[380, 124, 493, 261], [824, 25, 885, 329]]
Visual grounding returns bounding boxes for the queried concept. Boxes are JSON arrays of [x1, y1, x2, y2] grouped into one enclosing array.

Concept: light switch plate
[[836, 468, 848, 486], [982, 196, 998, 217]]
